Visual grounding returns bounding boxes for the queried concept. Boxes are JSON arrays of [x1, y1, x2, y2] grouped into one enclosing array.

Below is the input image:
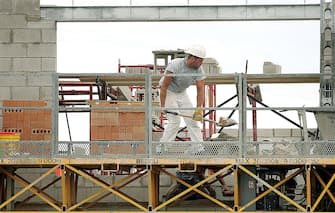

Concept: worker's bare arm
[[160, 70, 173, 108], [195, 79, 205, 108]]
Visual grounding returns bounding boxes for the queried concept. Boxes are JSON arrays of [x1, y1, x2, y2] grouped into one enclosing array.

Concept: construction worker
[[159, 44, 206, 154]]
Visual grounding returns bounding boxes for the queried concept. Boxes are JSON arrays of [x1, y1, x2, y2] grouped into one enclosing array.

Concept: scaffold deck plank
[[1, 157, 335, 166]]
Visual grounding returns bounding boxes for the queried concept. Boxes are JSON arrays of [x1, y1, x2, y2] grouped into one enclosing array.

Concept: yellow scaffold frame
[[0, 160, 335, 212]]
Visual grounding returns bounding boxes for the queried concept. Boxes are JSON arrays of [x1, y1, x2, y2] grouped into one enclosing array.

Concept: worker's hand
[[192, 108, 203, 121]]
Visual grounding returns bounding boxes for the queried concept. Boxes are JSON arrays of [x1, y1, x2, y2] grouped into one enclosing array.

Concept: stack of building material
[[125, 67, 152, 74], [0, 132, 20, 156], [90, 101, 145, 155], [2, 100, 52, 155], [202, 58, 222, 74], [263, 61, 281, 74]]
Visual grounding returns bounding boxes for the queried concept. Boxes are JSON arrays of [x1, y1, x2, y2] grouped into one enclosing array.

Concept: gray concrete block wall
[[13, 29, 41, 43], [42, 57, 56, 71], [0, 44, 27, 57], [0, 29, 10, 43], [0, 0, 40, 20], [12, 86, 40, 100], [42, 29, 56, 42], [0, 58, 11, 71], [0, 0, 56, 104], [0, 15, 27, 28], [0, 87, 11, 100], [13, 58, 41, 71], [0, 74, 26, 86]]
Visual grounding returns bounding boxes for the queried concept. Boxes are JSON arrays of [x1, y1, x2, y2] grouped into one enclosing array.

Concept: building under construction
[[0, 0, 335, 212]]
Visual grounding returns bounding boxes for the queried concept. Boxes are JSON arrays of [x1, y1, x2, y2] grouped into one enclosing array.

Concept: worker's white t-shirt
[[159, 58, 206, 93]]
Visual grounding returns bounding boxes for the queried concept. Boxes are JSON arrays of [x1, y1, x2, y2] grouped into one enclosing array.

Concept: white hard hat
[[184, 44, 206, 58]]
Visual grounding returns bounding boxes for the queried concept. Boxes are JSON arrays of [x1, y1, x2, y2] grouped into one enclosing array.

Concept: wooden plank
[[76, 74, 320, 86]]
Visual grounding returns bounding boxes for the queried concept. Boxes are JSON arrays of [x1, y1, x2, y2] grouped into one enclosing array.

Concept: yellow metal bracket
[[178, 163, 197, 172], [101, 163, 119, 172]]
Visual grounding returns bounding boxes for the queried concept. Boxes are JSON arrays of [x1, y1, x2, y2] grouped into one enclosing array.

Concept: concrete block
[[73, 8, 102, 19], [0, 29, 11, 43], [292, 128, 303, 137], [257, 129, 274, 137], [17, 168, 35, 174], [42, 29, 56, 42], [77, 177, 88, 187], [126, 176, 144, 187], [13, 0, 40, 21], [121, 187, 148, 202], [0, 0, 12, 14], [42, 57, 56, 71], [13, 29, 41, 43], [160, 173, 174, 186], [0, 87, 11, 100], [12, 87, 39, 100], [0, 44, 27, 57], [27, 43, 56, 57], [13, 57, 41, 71], [17, 169, 42, 182], [77, 188, 104, 201], [42, 186, 59, 200], [0, 75, 25, 86], [129, 7, 159, 20], [103, 8, 131, 19], [27, 20, 56, 29], [0, 58, 11, 71], [246, 129, 255, 138], [274, 128, 291, 137], [40, 86, 53, 101], [0, 15, 27, 28], [263, 61, 281, 74], [41, 8, 73, 20], [28, 74, 53, 86], [222, 129, 238, 137], [39, 176, 59, 188], [189, 7, 217, 19], [159, 7, 189, 20]]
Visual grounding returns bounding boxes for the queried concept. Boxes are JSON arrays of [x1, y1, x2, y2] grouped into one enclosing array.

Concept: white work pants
[[160, 90, 203, 143]]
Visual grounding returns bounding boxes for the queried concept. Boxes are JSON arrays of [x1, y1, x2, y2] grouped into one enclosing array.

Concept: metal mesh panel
[[58, 141, 146, 158], [0, 141, 52, 157], [310, 140, 335, 156], [153, 141, 241, 158], [1, 101, 54, 158], [244, 140, 304, 157]]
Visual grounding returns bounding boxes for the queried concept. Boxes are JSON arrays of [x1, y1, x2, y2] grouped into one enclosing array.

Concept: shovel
[[165, 111, 237, 127]]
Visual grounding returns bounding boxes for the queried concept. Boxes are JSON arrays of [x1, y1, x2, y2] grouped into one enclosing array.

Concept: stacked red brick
[[2, 100, 52, 155], [90, 101, 145, 155]]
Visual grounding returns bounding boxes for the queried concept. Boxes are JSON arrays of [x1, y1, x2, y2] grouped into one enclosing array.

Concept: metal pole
[[145, 73, 153, 158], [252, 90, 257, 141]]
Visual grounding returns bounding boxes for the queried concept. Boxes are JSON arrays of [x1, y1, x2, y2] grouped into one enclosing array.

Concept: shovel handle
[[166, 111, 237, 127], [165, 110, 178, 115], [165, 111, 194, 119]]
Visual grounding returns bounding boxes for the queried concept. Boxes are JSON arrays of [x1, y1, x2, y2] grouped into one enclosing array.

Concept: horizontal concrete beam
[[41, 4, 320, 22]]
